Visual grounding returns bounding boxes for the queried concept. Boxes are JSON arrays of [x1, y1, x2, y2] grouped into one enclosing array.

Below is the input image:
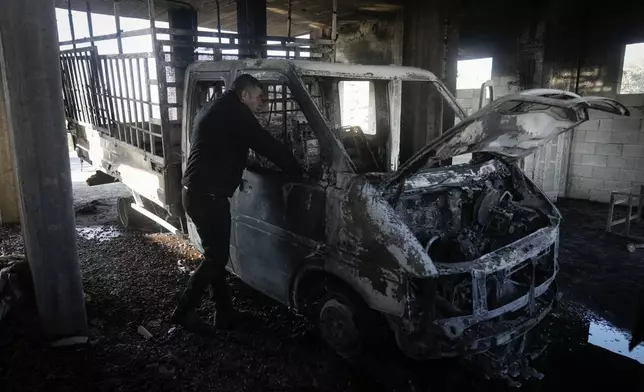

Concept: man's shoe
[[171, 309, 216, 335]]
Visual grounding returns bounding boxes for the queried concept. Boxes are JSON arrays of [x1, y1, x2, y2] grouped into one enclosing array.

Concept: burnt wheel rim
[[319, 298, 361, 358]]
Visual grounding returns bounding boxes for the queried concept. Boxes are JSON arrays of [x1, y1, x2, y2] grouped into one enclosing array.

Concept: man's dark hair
[[232, 74, 262, 95]]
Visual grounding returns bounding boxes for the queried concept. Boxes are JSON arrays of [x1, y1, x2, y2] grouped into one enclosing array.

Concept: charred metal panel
[[230, 168, 326, 304], [75, 126, 167, 207], [320, 173, 438, 310]]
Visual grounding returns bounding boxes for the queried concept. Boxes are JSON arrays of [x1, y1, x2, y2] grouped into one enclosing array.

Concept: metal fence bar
[[142, 58, 155, 155], [98, 57, 117, 136], [94, 56, 112, 130], [61, 55, 80, 122], [154, 27, 335, 46], [119, 59, 134, 144], [68, 53, 91, 124], [107, 58, 124, 141], [114, 58, 130, 143], [114, 0, 123, 54], [86, 50, 104, 127], [156, 39, 332, 53], [59, 28, 153, 46], [86, 1, 94, 46], [136, 58, 146, 141], [155, 42, 169, 158], [128, 58, 142, 149], [60, 54, 79, 121], [67, 0, 77, 50], [78, 51, 98, 125], [76, 52, 98, 126]]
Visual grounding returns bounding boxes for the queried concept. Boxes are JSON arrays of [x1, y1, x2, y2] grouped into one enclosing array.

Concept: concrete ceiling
[[56, 0, 402, 36]]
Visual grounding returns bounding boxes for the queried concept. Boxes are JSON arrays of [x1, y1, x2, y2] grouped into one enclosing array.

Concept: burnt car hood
[[386, 90, 629, 188]]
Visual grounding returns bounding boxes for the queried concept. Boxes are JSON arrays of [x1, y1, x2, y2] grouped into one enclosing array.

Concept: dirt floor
[[1, 158, 644, 391]]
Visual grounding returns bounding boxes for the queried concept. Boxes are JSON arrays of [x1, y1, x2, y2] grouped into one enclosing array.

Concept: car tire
[[117, 196, 147, 230], [316, 283, 371, 360]]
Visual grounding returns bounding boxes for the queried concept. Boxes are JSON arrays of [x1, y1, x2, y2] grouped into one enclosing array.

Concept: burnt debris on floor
[[1, 197, 644, 391]]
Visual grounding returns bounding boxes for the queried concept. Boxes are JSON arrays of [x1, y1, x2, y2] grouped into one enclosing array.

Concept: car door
[[229, 73, 327, 305]]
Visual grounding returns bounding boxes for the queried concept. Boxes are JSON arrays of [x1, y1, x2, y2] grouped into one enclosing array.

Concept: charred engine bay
[[392, 158, 553, 264]]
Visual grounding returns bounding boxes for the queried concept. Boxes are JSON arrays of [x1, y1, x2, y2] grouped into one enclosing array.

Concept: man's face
[[240, 85, 264, 113]]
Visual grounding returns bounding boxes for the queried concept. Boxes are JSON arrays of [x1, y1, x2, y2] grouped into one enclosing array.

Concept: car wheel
[[117, 196, 147, 229], [317, 286, 367, 359]]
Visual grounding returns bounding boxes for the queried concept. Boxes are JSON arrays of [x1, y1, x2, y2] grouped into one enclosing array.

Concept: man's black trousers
[[177, 187, 232, 314]]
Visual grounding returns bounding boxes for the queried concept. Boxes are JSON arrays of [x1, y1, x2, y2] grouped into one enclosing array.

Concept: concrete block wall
[[567, 93, 644, 203]]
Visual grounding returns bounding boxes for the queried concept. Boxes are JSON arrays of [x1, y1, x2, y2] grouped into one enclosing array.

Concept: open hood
[[385, 89, 629, 188]]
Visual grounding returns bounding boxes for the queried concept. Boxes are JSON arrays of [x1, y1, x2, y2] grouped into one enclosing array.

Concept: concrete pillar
[[0, 0, 87, 340], [0, 75, 19, 225], [169, 7, 197, 119], [237, 0, 267, 58], [400, 0, 460, 164]]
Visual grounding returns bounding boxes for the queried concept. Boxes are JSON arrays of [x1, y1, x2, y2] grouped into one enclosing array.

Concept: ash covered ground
[[1, 156, 643, 391]]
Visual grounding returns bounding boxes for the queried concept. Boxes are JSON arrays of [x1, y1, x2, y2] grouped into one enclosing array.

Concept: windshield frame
[[290, 70, 468, 174]]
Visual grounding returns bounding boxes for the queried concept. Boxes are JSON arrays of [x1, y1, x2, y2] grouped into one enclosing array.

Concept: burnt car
[[179, 61, 628, 371]]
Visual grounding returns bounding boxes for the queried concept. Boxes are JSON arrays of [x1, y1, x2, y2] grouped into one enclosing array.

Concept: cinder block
[[613, 118, 642, 132], [571, 165, 594, 178], [579, 177, 604, 191], [456, 98, 470, 109], [627, 107, 643, 118], [585, 131, 611, 143], [616, 94, 644, 107], [607, 156, 636, 169], [581, 154, 607, 167], [599, 119, 614, 131], [578, 119, 600, 131], [572, 153, 583, 164], [618, 169, 644, 182], [632, 182, 644, 193], [604, 180, 634, 191], [636, 158, 644, 169], [567, 187, 590, 200], [572, 142, 596, 154], [595, 143, 623, 156], [593, 167, 620, 179], [456, 89, 474, 99], [610, 131, 639, 144], [623, 144, 644, 158], [572, 130, 586, 141], [589, 109, 615, 120], [589, 189, 611, 203]]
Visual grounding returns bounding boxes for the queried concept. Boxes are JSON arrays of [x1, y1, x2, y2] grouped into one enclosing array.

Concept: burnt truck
[[70, 59, 628, 377]]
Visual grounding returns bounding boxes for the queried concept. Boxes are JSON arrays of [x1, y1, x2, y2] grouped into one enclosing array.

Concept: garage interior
[[1, 0, 644, 390]]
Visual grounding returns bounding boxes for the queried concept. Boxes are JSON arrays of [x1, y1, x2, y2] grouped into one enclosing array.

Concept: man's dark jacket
[[182, 90, 301, 197]]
